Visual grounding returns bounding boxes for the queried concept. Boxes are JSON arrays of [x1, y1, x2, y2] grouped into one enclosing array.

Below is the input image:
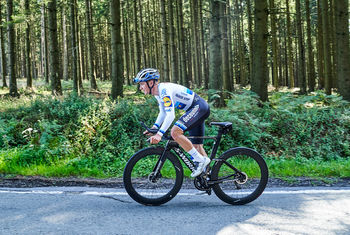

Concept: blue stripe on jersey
[[174, 121, 187, 131], [159, 129, 165, 134], [154, 123, 160, 128], [186, 88, 193, 95]]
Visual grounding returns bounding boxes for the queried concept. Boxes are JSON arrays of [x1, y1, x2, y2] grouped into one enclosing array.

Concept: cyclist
[[134, 68, 210, 177]]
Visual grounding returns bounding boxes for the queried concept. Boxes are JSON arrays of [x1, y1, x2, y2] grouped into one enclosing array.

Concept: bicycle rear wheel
[[211, 147, 268, 205], [123, 147, 183, 206]]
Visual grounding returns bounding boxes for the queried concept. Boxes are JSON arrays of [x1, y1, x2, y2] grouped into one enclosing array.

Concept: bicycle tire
[[123, 147, 183, 206], [211, 147, 268, 205]]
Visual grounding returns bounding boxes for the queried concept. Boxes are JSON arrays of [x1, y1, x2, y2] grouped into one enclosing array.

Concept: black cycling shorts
[[174, 94, 210, 144]]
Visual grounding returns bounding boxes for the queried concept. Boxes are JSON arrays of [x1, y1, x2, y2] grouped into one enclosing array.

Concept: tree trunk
[[335, 0, 350, 101], [75, 1, 83, 91], [121, 1, 130, 84], [138, 0, 146, 67], [226, 0, 233, 91], [316, 0, 324, 89], [0, 1, 7, 87], [251, 0, 268, 101], [286, 0, 295, 88], [209, 0, 224, 107], [305, 0, 316, 92], [235, 0, 246, 86], [86, 0, 97, 90], [41, 2, 49, 83], [111, 0, 124, 99], [269, 0, 278, 89], [127, 1, 133, 79], [168, 0, 178, 83], [47, 0, 62, 95], [78, 15, 86, 82], [178, 0, 188, 87], [199, 0, 207, 89], [247, 0, 253, 84], [62, 6, 69, 81], [70, 0, 79, 94], [7, 0, 18, 97], [159, 0, 169, 82], [133, 0, 140, 73], [190, 0, 200, 87], [296, 0, 307, 94], [321, 0, 332, 95], [221, 1, 230, 92], [330, 0, 337, 88], [25, 0, 32, 88]]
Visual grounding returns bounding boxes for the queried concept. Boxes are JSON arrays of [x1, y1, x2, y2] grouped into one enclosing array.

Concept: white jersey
[[154, 83, 195, 136]]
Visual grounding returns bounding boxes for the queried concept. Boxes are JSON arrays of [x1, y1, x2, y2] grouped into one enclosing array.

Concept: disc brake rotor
[[236, 172, 248, 184]]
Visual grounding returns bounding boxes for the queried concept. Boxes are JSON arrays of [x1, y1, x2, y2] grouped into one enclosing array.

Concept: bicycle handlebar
[[140, 121, 172, 141], [140, 121, 158, 134]]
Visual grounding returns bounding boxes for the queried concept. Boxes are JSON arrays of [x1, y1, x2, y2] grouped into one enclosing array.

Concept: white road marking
[[0, 188, 349, 196]]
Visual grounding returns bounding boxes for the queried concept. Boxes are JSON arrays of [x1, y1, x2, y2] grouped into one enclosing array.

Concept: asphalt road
[[1, 187, 350, 235]]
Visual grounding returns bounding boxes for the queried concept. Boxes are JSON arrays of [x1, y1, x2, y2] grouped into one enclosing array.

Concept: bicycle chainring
[[194, 176, 210, 191]]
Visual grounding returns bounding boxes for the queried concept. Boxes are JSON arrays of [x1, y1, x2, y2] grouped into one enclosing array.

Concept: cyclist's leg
[[188, 122, 208, 157], [170, 126, 207, 156], [193, 144, 207, 157], [170, 126, 193, 152], [172, 96, 210, 161]]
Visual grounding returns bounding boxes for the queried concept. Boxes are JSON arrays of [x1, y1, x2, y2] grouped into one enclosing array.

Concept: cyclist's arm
[[154, 97, 166, 129], [157, 96, 175, 137]]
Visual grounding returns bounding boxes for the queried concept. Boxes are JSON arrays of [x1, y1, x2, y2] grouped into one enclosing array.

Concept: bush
[[0, 89, 349, 177]]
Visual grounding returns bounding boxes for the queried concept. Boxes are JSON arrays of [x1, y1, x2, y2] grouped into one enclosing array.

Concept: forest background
[[0, 0, 349, 179]]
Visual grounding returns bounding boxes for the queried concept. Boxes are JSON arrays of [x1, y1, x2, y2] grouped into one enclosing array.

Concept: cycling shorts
[[174, 94, 210, 144]]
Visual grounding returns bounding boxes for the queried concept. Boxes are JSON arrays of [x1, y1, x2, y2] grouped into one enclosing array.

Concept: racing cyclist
[[134, 68, 211, 177]]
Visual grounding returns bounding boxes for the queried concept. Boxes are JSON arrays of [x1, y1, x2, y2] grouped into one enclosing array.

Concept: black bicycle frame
[[152, 128, 225, 175]]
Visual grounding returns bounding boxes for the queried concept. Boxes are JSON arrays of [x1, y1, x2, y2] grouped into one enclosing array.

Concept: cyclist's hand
[[149, 134, 162, 144]]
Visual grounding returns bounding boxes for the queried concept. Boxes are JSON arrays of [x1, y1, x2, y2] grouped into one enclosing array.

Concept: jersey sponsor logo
[[175, 101, 186, 109], [183, 105, 199, 122], [163, 96, 172, 107], [176, 93, 191, 101], [175, 94, 184, 99]]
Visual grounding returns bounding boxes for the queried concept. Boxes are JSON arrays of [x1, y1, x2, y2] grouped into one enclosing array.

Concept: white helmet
[[133, 68, 160, 83]]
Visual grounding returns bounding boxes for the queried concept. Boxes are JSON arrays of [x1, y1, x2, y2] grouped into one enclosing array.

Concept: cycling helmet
[[133, 68, 160, 83]]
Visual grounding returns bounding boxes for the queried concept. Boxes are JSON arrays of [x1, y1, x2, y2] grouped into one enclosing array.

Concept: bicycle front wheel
[[123, 147, 183, 206], [211, 147, 268, 205]]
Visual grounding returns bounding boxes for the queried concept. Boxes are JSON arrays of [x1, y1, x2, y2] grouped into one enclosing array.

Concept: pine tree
[[47, 0, 62, 95], [7, 0, 18, 97], [111, 0, 124, 99], [0, 1, 7, 87], [335, 0, 350, 100], [251, 0, 268, 101]]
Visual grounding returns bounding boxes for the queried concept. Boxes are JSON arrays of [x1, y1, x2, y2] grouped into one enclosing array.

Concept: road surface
[[1, 187, 350, 235]]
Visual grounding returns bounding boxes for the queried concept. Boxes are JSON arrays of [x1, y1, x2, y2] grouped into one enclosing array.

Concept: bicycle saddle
[[210, 122, 232, 134]]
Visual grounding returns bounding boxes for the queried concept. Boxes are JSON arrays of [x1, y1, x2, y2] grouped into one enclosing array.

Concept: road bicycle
[[123, 121, 268, 206]]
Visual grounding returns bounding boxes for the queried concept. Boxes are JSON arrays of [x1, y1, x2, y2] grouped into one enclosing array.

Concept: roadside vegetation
[[0, 79, 349, 179]]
